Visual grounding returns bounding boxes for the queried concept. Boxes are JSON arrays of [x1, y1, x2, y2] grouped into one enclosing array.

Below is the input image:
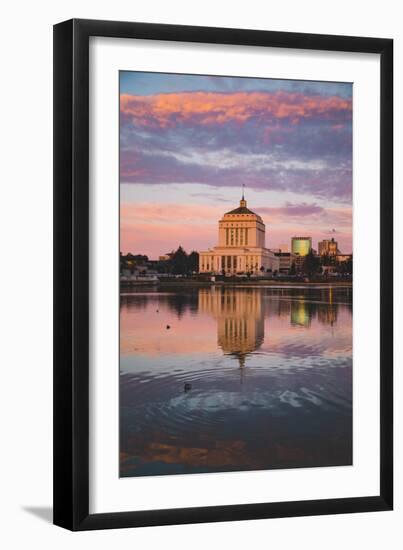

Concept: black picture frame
[[53, 18, 393, 531]]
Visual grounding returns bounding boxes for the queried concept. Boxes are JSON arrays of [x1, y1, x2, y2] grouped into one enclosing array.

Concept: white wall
[[0, 0, 401, 547]]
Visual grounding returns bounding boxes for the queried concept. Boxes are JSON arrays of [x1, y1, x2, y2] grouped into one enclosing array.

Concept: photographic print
[[119, 71, 353, 478]]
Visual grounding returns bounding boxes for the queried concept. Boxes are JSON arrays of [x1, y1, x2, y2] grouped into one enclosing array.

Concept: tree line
[[302, 251, 353, 277], [166, 246, 199, 275], [120, 247, 199, 276]]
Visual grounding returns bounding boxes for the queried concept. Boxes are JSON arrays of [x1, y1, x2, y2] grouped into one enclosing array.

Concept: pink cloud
[[120, 91, 352, 129]]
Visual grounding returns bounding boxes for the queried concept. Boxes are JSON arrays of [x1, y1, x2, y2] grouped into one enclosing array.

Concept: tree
[[339, 255, 353, 275], [289, 262, 296, 276], [320, 253, 334, 266], [188, 251, 200, 273], [171, 246, 188, 275], [304, 250, 321, 278], [320, 253, 329, 265]]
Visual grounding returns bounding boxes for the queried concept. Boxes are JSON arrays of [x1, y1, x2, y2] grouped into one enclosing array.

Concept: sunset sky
[[120, 72, 352, 259]]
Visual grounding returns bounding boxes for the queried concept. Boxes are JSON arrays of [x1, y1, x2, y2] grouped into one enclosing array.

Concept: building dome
[[223, 197, 263, 222]]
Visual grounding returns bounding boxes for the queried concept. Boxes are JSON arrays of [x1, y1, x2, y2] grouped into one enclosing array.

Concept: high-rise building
[[291, 236, 312, 257], [318, 237, 338, 256]]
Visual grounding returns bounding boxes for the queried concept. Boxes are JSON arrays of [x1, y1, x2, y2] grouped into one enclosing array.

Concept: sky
[[120, 71, 352, 259]]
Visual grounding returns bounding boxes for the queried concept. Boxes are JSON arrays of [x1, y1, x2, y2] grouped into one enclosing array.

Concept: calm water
[[120, 285, 352, 477]]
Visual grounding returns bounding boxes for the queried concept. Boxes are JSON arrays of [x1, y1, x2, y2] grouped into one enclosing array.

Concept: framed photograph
[[53, 19, 393, 530]]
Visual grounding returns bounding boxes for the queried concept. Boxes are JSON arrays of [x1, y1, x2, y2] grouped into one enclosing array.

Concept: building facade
[[290, 236, 312, 271], [199, 195, 279, 275], [274, 251, 297, 274], [291, 236, 312, 256], [318, 237, 339, 256], [335, 254, 352, 263]]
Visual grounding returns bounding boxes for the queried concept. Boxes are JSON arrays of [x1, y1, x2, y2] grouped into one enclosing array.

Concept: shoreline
[[120, 280, 352, 290]]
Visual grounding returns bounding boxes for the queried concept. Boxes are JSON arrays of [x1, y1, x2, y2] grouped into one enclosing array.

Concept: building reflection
[[120, 287, 347, 366], [199, 287, 265, 369], [317, 303, 338, 326], [290, 294, 339, 328], [290, 300, 313, 327], [198, 286, 344, 369]]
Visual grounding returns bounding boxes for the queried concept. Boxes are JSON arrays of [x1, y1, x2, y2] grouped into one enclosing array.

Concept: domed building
[[199, 192, 280, 275]]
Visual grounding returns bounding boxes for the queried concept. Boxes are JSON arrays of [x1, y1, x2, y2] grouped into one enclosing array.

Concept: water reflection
[[199, 288, 264, 369], [120, 285, 352, 477]]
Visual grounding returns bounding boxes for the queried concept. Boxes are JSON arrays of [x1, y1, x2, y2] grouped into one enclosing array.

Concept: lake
[[120, 285, 352, 477]]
